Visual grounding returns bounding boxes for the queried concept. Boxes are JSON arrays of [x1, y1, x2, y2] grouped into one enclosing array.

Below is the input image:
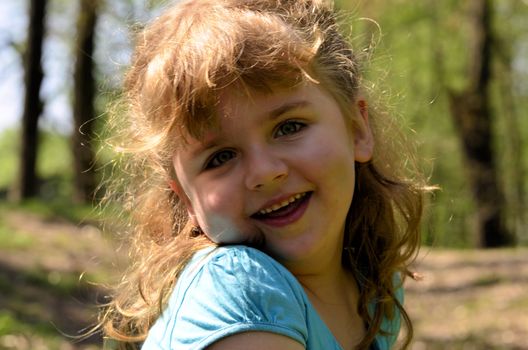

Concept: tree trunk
[[12, 0, 47, 201], [72, 0, 99, 203], [493, 3, 525, 250], [448, 0, 514, 247]]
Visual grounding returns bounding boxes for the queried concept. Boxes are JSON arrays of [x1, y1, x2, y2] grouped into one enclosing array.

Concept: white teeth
[[258, 193, 306, 215]]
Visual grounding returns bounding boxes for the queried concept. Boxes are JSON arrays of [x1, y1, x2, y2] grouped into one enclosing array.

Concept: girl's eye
[[205, 149, 236, 169], [275, 120, 306, 137]]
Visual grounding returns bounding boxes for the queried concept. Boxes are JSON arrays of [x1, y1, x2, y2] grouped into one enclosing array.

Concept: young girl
[[101, 0, 425, 349]]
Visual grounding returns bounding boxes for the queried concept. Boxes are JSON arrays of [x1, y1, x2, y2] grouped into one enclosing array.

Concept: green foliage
[[0, 128, 73, 195], [0, 129, 20, 189], [37, 129, 73, 181], [334, 0, 528, 247]]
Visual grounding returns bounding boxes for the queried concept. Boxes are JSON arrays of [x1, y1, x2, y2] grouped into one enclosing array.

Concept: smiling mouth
[[251, 192, 312, 219]]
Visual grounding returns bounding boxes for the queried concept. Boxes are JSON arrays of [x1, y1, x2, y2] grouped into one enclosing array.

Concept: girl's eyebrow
[[189, 139, 219, 158], [268, 100, 310, 120]]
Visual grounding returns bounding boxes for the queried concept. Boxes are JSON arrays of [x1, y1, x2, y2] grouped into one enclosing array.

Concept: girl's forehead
[[217, 82, 312, 115]]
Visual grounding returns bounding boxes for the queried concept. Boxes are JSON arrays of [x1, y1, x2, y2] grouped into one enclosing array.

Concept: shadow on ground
[[406, 248, 528, 349], [0, 207, 123, 349], [0, 259, 105, 348]]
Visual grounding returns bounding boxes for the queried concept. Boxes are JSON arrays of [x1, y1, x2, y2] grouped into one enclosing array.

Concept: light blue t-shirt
[[142, 245, 402, 350]]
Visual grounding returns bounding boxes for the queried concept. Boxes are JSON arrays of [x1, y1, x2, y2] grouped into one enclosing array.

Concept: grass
[[0, 310, 83, 350], [0, 198, 97, 224], [0, 225, 33, 250], [0, 311, 58, 339], [0, 199, 113, 349], [473, 274, 503, 287]]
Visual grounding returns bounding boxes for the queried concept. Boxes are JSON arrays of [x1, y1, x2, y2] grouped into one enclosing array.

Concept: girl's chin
[[204, 225, 263, 246], [203, 227, 244, 244], [201, 213, 248, 244]]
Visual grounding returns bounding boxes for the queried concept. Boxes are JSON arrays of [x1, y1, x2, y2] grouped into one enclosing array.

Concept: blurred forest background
[[0, 0, 527, 349]]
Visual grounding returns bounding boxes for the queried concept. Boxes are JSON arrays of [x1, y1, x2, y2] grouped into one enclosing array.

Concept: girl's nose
[[244, 148, 288, 191]]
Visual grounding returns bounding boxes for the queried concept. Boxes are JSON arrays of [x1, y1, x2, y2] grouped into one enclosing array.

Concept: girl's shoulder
[[142, 245, 309, 349], [192, 245, 294, 276]]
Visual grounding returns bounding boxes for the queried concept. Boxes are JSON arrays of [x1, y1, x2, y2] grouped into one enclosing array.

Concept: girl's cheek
[[194, 186, 246, 244], [201, 188, 231, 213], [202, 213, 245, 244]]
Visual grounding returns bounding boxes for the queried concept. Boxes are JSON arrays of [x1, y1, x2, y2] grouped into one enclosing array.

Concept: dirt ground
[[0, 209, 527, 349], [405, 248, 528, 349]]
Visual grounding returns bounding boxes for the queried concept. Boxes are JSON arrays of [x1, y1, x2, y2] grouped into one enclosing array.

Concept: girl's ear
[[353, 99, 374, 163], [168, 179, 197, 224]]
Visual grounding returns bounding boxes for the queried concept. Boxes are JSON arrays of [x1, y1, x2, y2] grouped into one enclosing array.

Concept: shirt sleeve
[[142, 246, 308, 350]]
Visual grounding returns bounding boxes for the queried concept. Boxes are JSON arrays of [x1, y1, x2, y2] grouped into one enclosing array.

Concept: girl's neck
[[296, 262, 354, 303], [284, 243, 352, 303], [293, 250, 365, 350]]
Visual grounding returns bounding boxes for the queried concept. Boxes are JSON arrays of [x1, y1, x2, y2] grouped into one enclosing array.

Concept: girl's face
[[172, 83, 373, 267]]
